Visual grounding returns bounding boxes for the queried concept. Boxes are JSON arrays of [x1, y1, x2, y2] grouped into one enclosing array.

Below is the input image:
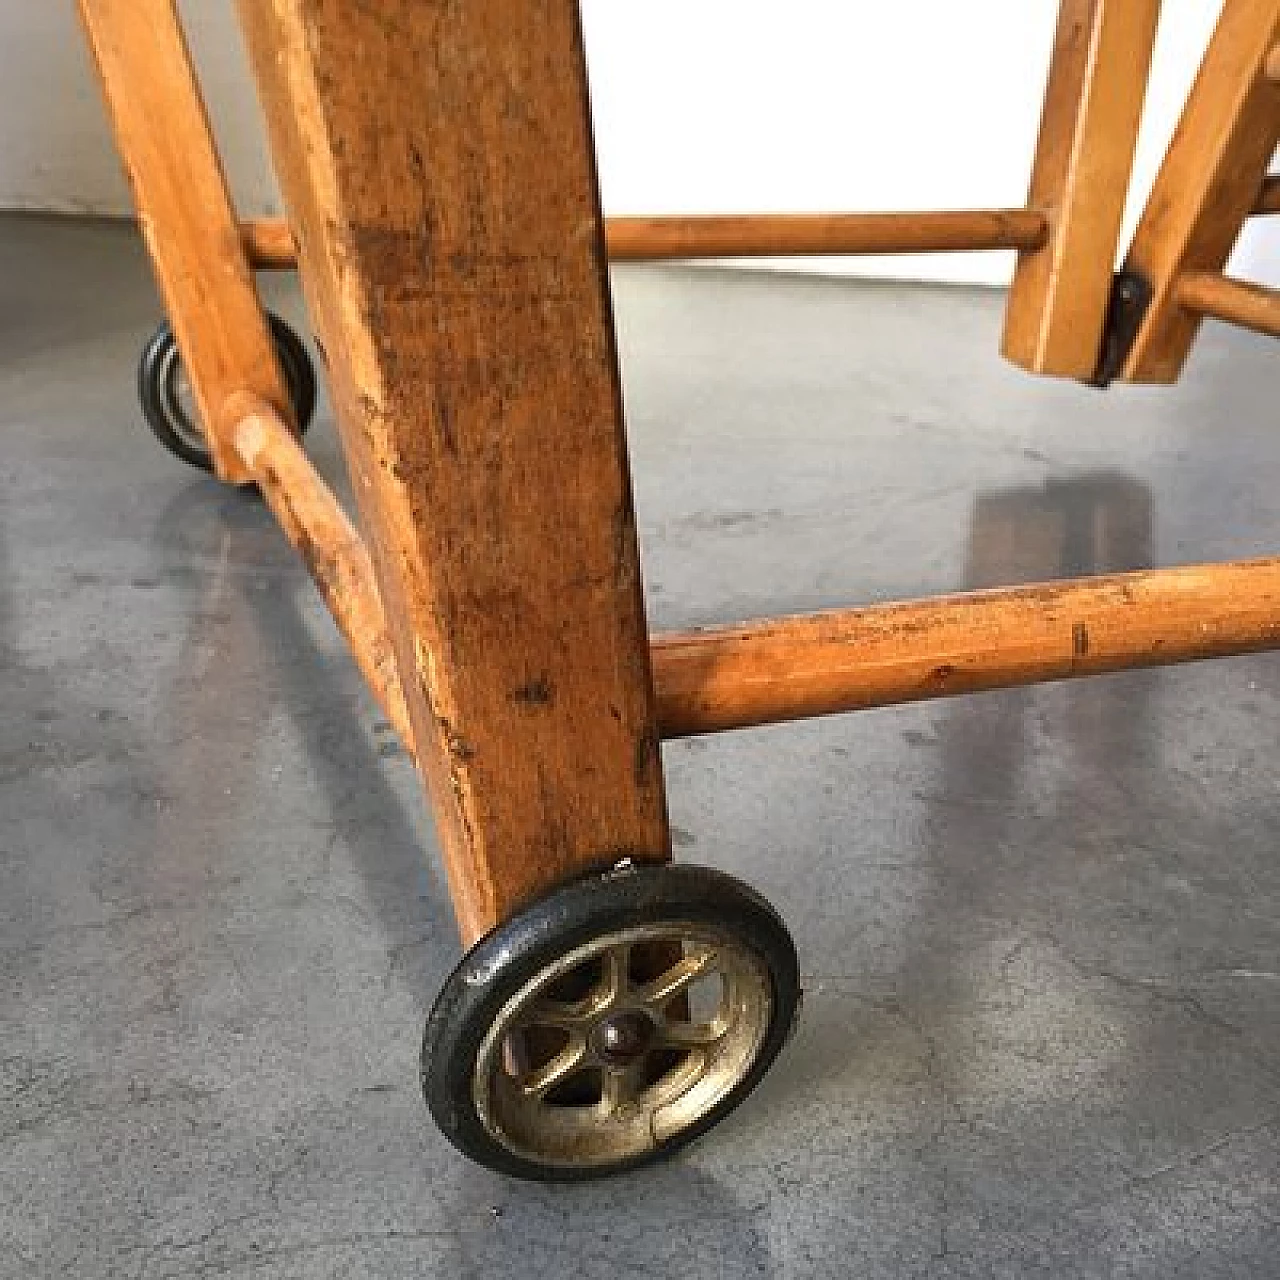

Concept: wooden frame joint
[[1090, 271, 1154, 386]]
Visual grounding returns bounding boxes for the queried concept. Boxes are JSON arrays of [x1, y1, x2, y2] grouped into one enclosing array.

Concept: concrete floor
[[3, 213, 1280, 1277]]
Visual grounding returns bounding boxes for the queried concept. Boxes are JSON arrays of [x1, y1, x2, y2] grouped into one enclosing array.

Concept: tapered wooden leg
[[233, 0, 671, 945], [1002, 0, 1163, 378], [1119, 0, 1280, 382], [76, 0, 294, 483]]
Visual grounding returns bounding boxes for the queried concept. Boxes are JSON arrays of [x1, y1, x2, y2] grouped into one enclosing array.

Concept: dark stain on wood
[[1072, 621, 1091, 659], [512, 676, 554, 706]]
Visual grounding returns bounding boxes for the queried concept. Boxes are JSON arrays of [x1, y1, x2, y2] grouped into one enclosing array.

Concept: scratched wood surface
[[234, 0, 670, 943], [650, 558, 1280, 736]]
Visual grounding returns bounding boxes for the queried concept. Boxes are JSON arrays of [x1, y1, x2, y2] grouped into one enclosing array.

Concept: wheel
[[137, 313, 317, 471], [421, 862, 800, 1181]]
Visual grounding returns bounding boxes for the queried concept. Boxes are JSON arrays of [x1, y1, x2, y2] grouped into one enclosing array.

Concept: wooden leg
[[76, 0, 294, 483], [1002, 0, 1163, 378], [1119, 0, 1280, 383], [233, 0, 671, 945]]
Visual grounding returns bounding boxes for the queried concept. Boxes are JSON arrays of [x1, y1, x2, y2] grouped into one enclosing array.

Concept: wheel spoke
[[659, 1019, 727, 1048], [675, 1046, 711, 1088], [519, 997, 593, 1031], [639, 946, 719, 1008], [598, 943, 631, 1005], [599, 1059, 647, 1114], [520, 1038, 588, 1099]]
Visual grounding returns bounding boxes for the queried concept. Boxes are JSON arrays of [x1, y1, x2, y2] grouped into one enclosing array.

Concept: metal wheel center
[[591, 1010, 655, 1065]]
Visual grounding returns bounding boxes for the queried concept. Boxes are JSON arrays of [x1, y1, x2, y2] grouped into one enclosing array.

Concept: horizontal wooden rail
[[240, 209, 1048, 271], [651, 562, 1280, 735], [227, 393, 415, 752], [1176, 270, 1280, 340], [603, 210, 1048, 260], [228, 413, 1280, 744]]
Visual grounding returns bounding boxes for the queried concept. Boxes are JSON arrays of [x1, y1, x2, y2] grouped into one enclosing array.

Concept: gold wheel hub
[[472, 921, 774, 1171], [592, 1010, 657, 1064]]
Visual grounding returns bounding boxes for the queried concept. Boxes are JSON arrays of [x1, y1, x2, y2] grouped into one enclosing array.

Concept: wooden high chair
[[74, 0, 1280, 1179]]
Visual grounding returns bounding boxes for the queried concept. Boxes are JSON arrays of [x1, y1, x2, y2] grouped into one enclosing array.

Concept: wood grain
[[604, 210, 1046, 259], [1120, 0, 1280, 382], [1176, 270, 1280, 339], [240, 209, 1045, 270], [230, 392, 413, 753], [1002, 0, 1163, 378], [234, 0, 670, 944], [651, 559, 1280, 736]]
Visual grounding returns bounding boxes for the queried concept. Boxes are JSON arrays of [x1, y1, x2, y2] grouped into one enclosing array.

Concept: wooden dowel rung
[[228, 401, 1280, 744], [650, 560, 1280, 737], [228, 393, 415, 753], [1175, 270, 1280, 339], [240, 209, 1049, 271], [227, 423, 1280, 744], [604, 210, 1048, 260], [241, 218, 297, 270]]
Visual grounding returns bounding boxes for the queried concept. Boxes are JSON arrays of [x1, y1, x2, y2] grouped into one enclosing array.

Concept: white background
[[2, 1, 1274, 286]]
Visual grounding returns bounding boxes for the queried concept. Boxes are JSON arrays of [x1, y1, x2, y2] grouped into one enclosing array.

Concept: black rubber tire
[[137, 312, 317, 472], [421, 862, 800, 1181]]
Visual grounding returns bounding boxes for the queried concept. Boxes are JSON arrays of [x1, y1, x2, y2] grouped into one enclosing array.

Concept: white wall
[[0, 3, 280, 217], [2, 1, 1273, 286]]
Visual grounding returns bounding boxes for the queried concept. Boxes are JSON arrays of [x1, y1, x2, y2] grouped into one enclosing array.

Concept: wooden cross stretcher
[[75, 0, 1280, 1179]]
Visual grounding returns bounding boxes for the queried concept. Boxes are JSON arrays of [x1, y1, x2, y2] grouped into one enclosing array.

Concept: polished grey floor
[[3, 214, 1280, 1278]]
